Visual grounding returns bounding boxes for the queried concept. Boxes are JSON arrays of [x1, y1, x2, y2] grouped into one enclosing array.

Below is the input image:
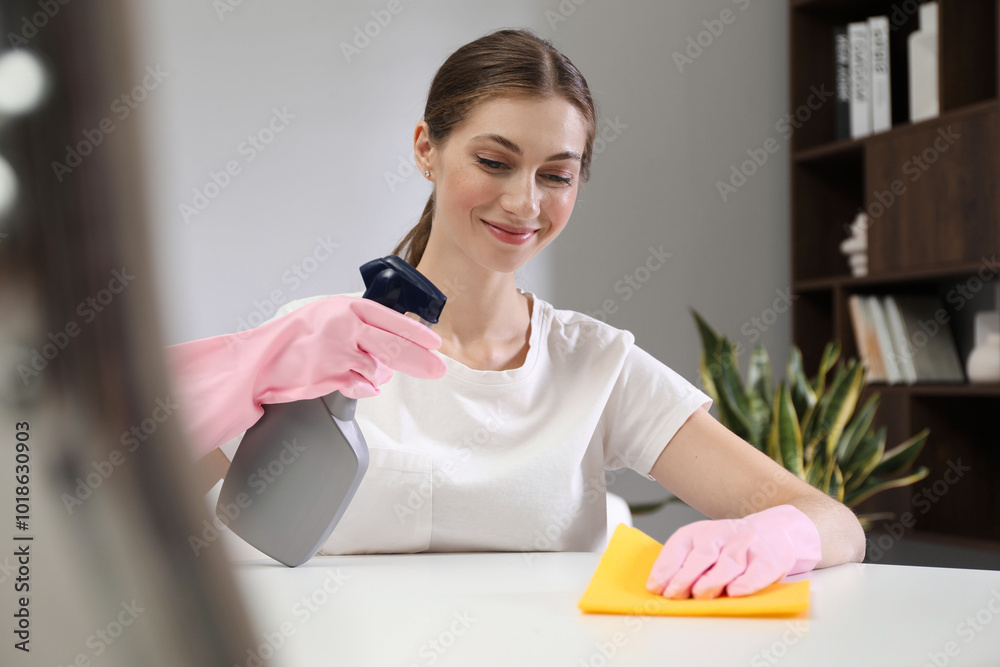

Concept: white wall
[[133, 0, 791, 540]]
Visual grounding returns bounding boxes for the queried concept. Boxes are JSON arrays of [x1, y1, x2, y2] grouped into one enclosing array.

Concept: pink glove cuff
[[748, 504, 823, 575], [165, 333, 264, 460]]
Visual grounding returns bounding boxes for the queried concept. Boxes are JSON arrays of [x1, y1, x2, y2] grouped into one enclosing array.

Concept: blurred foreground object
[[0, 0, 259, 664]]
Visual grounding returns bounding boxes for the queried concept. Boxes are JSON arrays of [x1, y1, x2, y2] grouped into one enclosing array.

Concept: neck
[[415, 240, 531, 369]]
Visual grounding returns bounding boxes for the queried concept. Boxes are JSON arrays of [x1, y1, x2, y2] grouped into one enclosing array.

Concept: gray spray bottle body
[[217, 256, 446, 566]]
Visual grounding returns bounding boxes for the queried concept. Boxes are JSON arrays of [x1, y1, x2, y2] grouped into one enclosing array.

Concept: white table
[[231, 552, 1000, 667]]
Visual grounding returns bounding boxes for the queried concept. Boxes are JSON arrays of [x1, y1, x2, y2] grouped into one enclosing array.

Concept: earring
[[424, 171, 430, 178]]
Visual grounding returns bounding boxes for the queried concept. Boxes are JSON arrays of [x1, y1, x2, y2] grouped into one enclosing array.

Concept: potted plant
[[631, 311, 930, 531]]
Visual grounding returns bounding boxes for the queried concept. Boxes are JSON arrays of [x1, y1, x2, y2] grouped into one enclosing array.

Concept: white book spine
[[869, 16, 891, 133], [909, 2, 940, 122], [849, 21, 872, 138]]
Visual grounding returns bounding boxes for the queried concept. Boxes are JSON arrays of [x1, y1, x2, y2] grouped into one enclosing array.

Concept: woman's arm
[[648, 406, 866, 568]]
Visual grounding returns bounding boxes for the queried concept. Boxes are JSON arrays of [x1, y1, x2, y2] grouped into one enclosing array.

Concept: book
[[869, 296, 903, 384], [848, 295, 871, 373], [909, 1, 940, 122], [866, 295, 900, 383], [833, 25, 851, 141], [891, 295, 965, 382], [883, 296, 918, 384], [868, 16, 891, 133], [855, 296, 885, 382], [859, 297, 882, 381], [848, 21, 872, 138]]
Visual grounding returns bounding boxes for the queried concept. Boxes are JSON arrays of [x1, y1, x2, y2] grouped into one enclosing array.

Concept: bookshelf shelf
[[789, 0, 1000, 546], [791, 136, 864, 165], [791, 98, 999, 163], [792, 258, 993, 291]]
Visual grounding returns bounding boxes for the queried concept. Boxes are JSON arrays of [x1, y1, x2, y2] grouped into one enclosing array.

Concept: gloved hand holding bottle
[[164, 295, 447, 459], [645, 504, 823, 599]]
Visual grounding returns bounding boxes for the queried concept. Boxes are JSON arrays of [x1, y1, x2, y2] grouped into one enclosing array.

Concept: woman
[[170, 28, 864, 600]]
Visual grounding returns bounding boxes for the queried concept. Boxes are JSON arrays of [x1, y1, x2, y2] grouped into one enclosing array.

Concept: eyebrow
[[470, 133, 582, 163]]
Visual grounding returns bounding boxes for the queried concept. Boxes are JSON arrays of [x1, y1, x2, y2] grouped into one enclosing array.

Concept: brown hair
[[392, 28, 598, 266]]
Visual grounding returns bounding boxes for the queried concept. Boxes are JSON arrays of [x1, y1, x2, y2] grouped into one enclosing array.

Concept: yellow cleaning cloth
[[578, 524, 810, 617]]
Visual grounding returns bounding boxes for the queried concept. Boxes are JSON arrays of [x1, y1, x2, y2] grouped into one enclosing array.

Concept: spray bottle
[[217, 256, 446, 566]]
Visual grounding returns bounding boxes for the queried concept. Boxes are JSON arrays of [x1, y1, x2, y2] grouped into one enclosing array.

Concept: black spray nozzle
[[360, 256, 447, 324]]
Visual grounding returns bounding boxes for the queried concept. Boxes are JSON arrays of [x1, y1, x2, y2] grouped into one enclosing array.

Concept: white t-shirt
[[221, 290, 712, 555]]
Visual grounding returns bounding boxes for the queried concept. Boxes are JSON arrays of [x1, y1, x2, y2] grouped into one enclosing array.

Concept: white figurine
[[839, 212, 868, 277]]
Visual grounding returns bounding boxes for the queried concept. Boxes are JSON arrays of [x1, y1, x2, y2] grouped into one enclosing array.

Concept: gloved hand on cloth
[[646, 504, 823, 599]]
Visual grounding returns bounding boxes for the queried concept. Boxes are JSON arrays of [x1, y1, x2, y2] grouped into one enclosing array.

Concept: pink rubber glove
[[645, 504, 822, 599], [165, 295, 447, 459]]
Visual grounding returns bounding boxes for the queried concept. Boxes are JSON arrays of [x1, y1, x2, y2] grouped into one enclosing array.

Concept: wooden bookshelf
[[789, 0, 1000, 543]]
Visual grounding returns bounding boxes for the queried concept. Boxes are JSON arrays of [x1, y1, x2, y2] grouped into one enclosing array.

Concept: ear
[[413, 120, 436, 174]]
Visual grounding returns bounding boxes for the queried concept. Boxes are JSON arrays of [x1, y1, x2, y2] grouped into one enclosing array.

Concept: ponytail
[[392, 193, 434, 267]]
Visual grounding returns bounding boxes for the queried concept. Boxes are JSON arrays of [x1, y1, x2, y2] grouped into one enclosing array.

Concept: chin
[[475, 246, 535, 275]]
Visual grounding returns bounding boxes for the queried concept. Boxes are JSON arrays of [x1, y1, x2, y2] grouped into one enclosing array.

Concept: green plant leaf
[[828, 463, 845, 502], [805, 458, 826, 488], [820, 361, 865, 487], [869, 428, 930, 479], [786, 347, 817, 423], [746, 393, 770, 450], [712, 380, 752, 441], [718, 340, 748, 412], [693, 310, 721, 390], [844, 426, 887, 492], [805, 360, 862, 471], [747, 344, 774, 411], [693, 309, 742, 435], [693, 311, 727, 424], [771, 383, 804, 478], [844, 466, 930, 508], [716, 339, 755, 444], [801, 361, 846, 454], [803, 433, 823, 467], [698, 349, 719, 404], [691, 309, 723, 361], [689, 311, 931, 513], [744, 346, 774, 449], [836, 393, 880, 466], [811, 340, 841, 395], [765, 384, 784, 466], [716, 337, 768, 450]]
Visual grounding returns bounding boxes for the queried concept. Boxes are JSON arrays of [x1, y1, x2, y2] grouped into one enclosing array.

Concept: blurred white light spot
[[0, 156, 16, 220], [0, 50, 48, 115]]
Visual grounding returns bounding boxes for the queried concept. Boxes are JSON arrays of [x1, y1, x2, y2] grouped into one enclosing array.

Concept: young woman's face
[[421, 95, 589, 274]]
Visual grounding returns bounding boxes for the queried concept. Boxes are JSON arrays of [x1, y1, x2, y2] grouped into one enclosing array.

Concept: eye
[[476, 156, 506, 170], [545, 174, 573, 185]]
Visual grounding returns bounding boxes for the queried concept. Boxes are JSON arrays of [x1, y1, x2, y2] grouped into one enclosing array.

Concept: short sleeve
[[600, 344, 713, 477]]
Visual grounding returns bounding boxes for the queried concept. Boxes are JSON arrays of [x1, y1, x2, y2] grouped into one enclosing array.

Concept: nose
[[500, 172, 541, 221]]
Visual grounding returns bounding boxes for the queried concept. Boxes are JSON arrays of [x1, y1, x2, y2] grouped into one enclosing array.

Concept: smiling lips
[[482, 219, 538, 245]]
